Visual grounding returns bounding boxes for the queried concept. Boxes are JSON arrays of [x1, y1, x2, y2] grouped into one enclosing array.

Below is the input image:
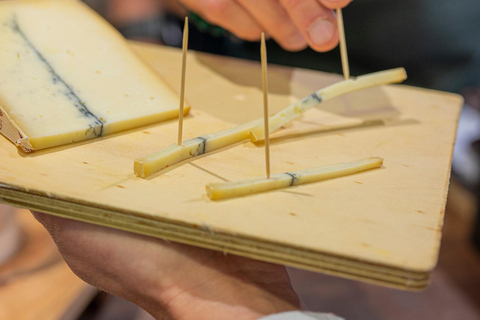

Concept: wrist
[[159, 287, 266, 320], [147, 264, 301, 320]]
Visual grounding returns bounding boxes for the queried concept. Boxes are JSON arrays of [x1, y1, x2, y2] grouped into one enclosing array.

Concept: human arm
[[31, 212, 301, 320]]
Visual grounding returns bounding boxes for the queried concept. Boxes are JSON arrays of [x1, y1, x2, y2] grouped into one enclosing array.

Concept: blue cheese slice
[[0, 0, 187, 152]]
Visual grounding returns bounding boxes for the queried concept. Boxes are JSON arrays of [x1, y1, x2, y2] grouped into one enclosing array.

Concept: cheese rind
[[0, 0, 187, 152], [206, 157, 384, 200], [0, 106, 33, 152]]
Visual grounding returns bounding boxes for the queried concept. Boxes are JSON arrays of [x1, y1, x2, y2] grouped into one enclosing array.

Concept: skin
[[176, 0, 352, 51], [108, 0, 352, 51], [32, 212, 301, 320]]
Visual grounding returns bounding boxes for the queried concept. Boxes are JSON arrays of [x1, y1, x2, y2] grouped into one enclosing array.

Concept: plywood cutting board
[[0, 42, 462, 290]]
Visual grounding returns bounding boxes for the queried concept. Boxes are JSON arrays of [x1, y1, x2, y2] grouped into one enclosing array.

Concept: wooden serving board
[[0, 42, 462, 290]]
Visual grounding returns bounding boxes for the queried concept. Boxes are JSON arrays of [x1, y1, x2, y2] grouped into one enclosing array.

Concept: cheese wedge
[[0, 0, 187, 152], [206, 157, 383, 200]]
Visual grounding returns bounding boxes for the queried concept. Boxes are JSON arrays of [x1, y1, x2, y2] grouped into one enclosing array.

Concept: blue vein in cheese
[[10, 16, 103, 138], [0, 0, 183, 152], [206, 157, 384, 200], [196, 137, 207, 156]]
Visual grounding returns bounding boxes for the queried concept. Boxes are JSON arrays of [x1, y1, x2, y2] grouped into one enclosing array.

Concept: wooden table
[[0, 42, 462, 290]]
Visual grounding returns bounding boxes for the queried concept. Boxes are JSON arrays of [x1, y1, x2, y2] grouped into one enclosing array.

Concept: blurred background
[[1, 0, 479, 319]]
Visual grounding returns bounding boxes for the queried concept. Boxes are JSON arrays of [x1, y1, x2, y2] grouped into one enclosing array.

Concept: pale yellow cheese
[[134, 119, 261, 178], [206, 157, 384, 200], [0, 0, 187, 152], [249, 68, 407, 142], [134, 69, 407, 178]]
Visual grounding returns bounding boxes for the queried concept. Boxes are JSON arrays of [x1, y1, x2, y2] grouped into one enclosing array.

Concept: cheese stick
[[134, 119, 261, 178], [249, 68, 407, 142], [135, 68, 406, 178], [206, 157, 383, 200]]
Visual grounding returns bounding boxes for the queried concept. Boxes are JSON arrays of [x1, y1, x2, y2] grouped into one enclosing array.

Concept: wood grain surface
[[0, 42, 462, 290]]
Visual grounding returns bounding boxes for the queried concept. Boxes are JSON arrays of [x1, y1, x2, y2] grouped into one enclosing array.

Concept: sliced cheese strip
[[206, 157, 383, 200], [0, 0, 186, 152], [134, 119, 261, 178], [249, 68, 407, 142], [134, 68, 406, 178]]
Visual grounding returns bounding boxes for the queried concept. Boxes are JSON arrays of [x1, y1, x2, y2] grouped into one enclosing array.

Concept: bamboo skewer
[[261, 33, 271, 179], [336, 8, 350, 80], [177, 17, 189, 146]]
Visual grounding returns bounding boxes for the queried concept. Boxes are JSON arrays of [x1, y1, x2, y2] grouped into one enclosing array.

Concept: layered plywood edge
[[0, 187, 429, 290], [0, 42, 462, 290]]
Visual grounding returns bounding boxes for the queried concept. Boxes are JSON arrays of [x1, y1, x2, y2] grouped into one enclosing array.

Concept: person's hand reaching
[[32, 212, 301, 320], [176, 0, 353, 51]]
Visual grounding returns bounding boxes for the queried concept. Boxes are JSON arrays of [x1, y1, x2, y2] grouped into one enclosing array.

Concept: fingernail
[[308, 18, 335, 46]]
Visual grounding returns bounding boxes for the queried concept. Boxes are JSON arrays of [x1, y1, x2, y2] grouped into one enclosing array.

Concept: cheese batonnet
[[0, 0, 187, 152], [134, 68, 406, 178], [249, 68, 407, 142], [206, 157, 384, 200], [134, 119, 261, 178]]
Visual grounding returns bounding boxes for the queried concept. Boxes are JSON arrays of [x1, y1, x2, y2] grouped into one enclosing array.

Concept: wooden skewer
[[261, 33, 271, 179], [336, 8, 350, 80], [177, 17, 189, 146]]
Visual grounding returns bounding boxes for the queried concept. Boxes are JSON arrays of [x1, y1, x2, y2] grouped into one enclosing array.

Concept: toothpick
[[336, 8, 350, 80], [178, 17, 188, 146], [261, 33, 271, 179]]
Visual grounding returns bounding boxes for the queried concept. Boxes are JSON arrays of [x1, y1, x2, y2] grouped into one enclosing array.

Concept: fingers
[[279, 0, 338, 52], [236, 0, 307, 51], [317, 0, 353, 10], [179, 0, 263, 41], [178, 0, 354, 52]]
